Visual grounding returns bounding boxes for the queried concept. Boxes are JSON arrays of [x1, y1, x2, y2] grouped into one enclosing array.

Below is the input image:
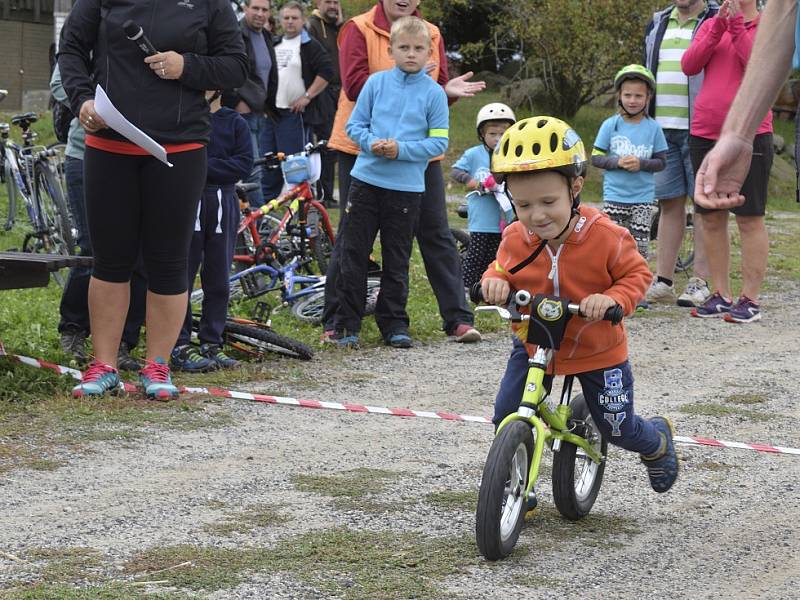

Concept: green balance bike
[[473, 287, 623, 561]]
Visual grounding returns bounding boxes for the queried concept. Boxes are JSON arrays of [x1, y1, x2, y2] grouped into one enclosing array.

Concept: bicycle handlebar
[[469, 282, 624, 325], [253, 140, 328, 167]]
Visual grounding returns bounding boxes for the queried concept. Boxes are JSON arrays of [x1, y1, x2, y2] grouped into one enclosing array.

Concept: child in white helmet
[[450, 102, 516, 289]]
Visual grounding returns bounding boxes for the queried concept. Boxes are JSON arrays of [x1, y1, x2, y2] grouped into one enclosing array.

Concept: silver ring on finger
[[161, 68, 166, 77]]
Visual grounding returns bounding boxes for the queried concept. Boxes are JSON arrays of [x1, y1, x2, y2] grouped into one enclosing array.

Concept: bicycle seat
[[11, 112, 38, 127], [236, 182, 261, 194]]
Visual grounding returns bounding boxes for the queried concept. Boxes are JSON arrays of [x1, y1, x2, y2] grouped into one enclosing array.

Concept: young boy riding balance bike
[[480, 116, 679, 497]]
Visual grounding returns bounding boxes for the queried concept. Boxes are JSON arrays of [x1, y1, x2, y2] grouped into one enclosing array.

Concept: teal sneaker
[[641, 417, 679, 493], [72, 360, 121, 398], [139, 357, 179, 400]]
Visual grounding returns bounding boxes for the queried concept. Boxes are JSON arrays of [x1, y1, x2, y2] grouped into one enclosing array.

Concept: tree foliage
[[504, 0, 664, 118]]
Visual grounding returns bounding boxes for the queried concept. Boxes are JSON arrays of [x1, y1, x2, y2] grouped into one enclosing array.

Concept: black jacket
[[58, 0, 248, 145], [221, 20, 278, 118], [306, 11, 341, 87], [273, 30, 334, 126]]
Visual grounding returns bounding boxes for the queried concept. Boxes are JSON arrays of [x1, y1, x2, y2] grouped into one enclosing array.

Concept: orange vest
[[327, 5, 442, 155]]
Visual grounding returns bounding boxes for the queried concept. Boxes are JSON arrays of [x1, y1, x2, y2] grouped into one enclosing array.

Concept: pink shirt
[[681, 13, 772, 140]]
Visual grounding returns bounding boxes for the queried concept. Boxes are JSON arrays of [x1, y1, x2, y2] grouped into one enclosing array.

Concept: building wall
[[0, 20, 53, 111]]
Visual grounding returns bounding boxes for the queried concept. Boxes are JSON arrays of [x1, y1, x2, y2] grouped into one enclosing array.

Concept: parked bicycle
[[236, 141, 335, 275], [472, 286, 622, 561], [0, 109, 75, 284]]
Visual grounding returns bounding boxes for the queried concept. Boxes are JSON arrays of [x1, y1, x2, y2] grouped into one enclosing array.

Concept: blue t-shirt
[[593, 115, 668, 204], [452, 144, 514, 233]]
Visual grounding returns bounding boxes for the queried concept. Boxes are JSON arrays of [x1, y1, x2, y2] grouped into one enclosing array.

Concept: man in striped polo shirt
[[644, 0, 718, 307]]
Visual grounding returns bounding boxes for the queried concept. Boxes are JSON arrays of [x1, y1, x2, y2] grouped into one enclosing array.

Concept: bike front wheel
[[551, 394, 607, 520], [35, 162, 75, 255], [307, 205, 334, 274], [223, 320, 313, 360], [475, 420, 533, 561]]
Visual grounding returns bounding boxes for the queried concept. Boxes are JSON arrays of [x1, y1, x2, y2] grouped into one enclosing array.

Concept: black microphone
[[122, 20, 159, 56]]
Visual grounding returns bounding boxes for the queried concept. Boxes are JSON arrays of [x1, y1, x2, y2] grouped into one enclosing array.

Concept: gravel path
[[1, 283, 799, 598]]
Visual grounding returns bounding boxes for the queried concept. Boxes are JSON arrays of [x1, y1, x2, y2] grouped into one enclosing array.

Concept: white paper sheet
[[93, 85, 173, 167]]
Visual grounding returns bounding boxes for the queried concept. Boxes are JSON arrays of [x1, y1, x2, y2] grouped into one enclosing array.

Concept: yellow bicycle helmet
[[491, 116, 587, 181]]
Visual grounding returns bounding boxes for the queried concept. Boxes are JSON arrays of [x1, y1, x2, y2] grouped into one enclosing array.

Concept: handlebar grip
[[603, 305, 624, 325], [469, 282, 516, 306]]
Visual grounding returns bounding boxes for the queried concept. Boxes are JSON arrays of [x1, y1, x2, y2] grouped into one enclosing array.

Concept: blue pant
[[261, 109, 310, 201], [240, 112, 269, 206], [178, 185, 239, 347], [493, 338, 662, 455], [58, 156, 146, 347]]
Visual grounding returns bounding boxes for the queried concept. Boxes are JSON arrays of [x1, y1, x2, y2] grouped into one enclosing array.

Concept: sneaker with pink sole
[[450, 323, 481, 343]]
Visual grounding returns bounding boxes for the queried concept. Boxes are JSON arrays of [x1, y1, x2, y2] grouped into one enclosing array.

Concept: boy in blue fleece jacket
[[172, 91, 253, 372], [332, 16, 449, 349]]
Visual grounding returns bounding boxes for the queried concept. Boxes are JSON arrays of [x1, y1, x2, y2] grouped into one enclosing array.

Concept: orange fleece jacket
[[482, 205, 652, 375]]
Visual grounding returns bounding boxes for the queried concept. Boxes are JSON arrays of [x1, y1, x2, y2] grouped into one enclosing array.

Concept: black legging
[[83, 146, 207, 295]]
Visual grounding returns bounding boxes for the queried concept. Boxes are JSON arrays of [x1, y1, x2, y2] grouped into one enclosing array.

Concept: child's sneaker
[[320, 329, 336, 345], [640, 416, 679, 493], [139, 358, 180, 400], [635, 299, 650, 312], [385, 332, 413, 348], [170, 344, 215, 373], [200, 343, 240, 369], [72, 360, 121, 398], [690, 292, 732, 318], [331, 331, 359, 349], [449, 323, 481, 343], [677, 276, 711, 307], [724, 296, 761, 323], [645, 280, 675, 303]]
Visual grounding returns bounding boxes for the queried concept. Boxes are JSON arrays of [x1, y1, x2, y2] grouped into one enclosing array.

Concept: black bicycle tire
[[475, 420, 533, 561], [551, 394, 607, 520], [35, 161, 75, 255], [223, 321, 313, 360], [191, 278, 246, 306]]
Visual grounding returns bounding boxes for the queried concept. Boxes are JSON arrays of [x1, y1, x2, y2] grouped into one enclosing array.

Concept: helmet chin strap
[[618, 98, 647, 118]]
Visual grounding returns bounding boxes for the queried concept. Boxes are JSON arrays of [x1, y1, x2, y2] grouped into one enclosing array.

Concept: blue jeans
[[655, 128, 693, 201], [240, 112, 269, 206], [261, 109, 310, 201], [493, 338, 662, 455]]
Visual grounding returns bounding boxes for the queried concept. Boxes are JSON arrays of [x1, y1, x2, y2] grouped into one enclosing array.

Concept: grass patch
[[424, 489, 478, 513], [203, 503, 288, 536], [291, 467, 407, 512], [679, 402, 773, 421], [1, 583, 186, 600], [725, 393, 768, 405], [24, 547, 104, 586], [523, 506, 642, 550]]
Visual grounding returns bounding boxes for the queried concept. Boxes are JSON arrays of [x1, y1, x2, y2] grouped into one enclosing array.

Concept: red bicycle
[[234, 141, 336, 275]]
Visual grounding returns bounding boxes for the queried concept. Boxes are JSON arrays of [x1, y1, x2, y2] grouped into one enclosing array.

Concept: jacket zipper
[[545, 244, 564, 296]]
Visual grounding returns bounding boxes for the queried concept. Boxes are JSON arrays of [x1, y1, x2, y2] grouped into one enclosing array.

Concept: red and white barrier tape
[[4, 351, 799, 456]]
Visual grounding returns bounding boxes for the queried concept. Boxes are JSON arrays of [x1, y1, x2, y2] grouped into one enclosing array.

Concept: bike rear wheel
[[475, 420, 533, 561], [223, 320, 313, 360], [551, 394, 607, 520], [290, 277, 380, 324]]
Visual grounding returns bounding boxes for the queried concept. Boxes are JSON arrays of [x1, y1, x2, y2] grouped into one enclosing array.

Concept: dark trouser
[[333, 178, 421, 337], [84, 147, 206, 295], [261, 109, 310, 202], [312, 119, 337, 207], [177, 184, 239, 347], [493, 339, 662, 456], [462, 231, 501, 290], [58, 156, 146, 347], [323, 158, 473, 333]]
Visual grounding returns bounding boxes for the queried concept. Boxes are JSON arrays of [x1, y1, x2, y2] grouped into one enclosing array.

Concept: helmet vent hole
[[532, 142, 541, 155], [502, 138, 510, 156], [517, 121, 527, 130], [537, 119, 548, 128], [514, 144, 524, 157], [550, 133, 558, 153]]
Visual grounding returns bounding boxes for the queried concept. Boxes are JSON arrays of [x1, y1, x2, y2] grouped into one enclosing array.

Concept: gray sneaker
[[677, 277, 711, 307], [645, 280, 676, 303], [60, 326, 88, 365]]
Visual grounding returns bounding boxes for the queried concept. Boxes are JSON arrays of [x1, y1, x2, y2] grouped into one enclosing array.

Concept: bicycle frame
[[234, 181, 335, 268], [228, 256, 324, 305], [479, 304, 605, 504]]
